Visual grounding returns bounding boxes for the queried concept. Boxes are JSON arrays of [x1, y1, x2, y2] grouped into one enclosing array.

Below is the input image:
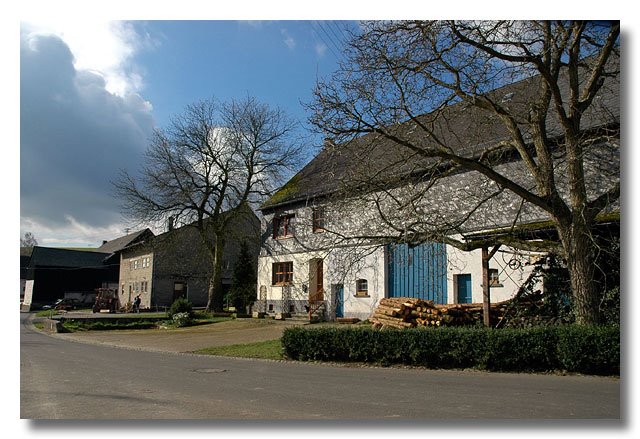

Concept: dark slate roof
[[118, 204, 260, 253], [96, 229, 154, 254], [152, 203, 259, 241], [27, 247, 111, 269], [261, 60, 620, 212]]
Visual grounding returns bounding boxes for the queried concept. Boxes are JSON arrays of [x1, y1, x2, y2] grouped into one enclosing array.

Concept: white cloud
[[315, 42, 327, 57], [21, 20, 153, 97], [281, 28, 296, 50], [241, 21, 266, 29], [20, 216, 129, 248]]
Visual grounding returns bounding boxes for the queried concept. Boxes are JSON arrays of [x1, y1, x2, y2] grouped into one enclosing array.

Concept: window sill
[[489, 283, 504, 288], [354, 293, 370, 298], [272, 283, 293, 287]]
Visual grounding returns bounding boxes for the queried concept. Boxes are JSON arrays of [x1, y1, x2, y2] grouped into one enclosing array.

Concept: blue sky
[[135, 20, 356, 131], [19, 19, 357, 247]]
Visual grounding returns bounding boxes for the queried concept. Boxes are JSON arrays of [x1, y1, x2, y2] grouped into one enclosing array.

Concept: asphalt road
[[20, 313, 620, 420]]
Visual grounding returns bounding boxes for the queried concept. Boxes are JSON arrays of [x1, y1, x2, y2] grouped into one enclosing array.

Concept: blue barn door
[[456, 274, 472, 304], [387, 242, 448, 304]]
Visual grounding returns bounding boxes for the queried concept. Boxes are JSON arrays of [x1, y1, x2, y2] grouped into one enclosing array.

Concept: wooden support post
[[482, 244, 502, 327], [482, 246, 491, 327]]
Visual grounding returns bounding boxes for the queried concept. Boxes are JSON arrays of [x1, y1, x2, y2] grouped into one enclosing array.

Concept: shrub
[[167, 297, 194, 319], [556, 325, 620, 375], [281, 324, 619, 375], [171, 312, 193, 328], [481, 326, 558, 372]]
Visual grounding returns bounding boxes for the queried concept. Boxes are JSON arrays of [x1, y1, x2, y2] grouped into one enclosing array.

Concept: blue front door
[[457, 274, 472, 304], [334, 284, 344, 318]]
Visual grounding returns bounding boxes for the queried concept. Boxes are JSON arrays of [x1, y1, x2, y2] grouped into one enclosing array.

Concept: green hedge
[[281, 325, 619, 375], [60, 320, 158, 332]]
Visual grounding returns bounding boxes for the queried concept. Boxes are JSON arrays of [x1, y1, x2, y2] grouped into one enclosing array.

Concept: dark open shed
[[23, 247, 118, 309]]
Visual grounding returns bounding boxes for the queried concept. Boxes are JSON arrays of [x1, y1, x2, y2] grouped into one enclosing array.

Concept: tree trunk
[[558, 222, 601, 325], [205, 236, 226, 312]]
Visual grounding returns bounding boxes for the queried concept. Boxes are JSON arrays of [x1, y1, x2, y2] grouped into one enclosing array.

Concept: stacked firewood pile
[[370, 297, 513, 329]]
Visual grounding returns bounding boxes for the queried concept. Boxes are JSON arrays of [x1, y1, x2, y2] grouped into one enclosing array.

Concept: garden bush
[[171, 311, 193, 328], [281, 324, 619, 375], [555, 325, 620, 375], [167, 297, 194, 319]]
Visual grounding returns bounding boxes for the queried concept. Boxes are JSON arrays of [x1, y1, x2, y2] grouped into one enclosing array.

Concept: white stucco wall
[[326, 247, 386, 320], [258, 200, 544, 320], [257, 246, 386, 320], [257, 242, 540, 320], [445, 244, 541, 304]]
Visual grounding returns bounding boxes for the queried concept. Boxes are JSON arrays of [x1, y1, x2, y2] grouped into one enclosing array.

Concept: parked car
[[43, 298, 80, 311]]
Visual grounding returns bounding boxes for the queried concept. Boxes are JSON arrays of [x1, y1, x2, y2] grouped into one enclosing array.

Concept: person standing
[[133, 295, 141, 313]]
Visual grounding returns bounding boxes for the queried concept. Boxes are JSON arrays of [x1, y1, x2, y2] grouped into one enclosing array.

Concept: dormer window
[[273, 214, 295, 239]]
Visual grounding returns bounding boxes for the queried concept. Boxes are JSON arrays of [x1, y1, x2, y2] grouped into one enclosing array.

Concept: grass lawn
[[194, 339, 283, 360], [34, 309, 97, 318]]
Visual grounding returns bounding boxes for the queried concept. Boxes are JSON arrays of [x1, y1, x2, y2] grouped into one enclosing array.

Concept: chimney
[[167, 216, 174, 232], [323, 137, 335, 149], [102, 240, 108, 245]]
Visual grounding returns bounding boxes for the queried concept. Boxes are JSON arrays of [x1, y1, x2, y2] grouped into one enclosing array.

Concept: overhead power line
[[326, 21, 347, 48], [330, 20, 351, 42], [312, 20, 342, 60]]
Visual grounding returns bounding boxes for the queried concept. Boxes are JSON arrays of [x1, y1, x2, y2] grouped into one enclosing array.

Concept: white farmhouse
[[256, 71, 619, 322]]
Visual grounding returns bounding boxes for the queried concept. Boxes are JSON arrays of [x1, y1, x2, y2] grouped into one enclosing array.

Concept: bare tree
[[115, 96, 304, 311], [20, 232, 38, 248], [308, 20, 620, 325]]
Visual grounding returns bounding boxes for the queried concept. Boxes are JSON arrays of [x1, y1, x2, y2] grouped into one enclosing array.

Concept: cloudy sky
[[15, 2, 636, 250], [19, 17, 354, 248]]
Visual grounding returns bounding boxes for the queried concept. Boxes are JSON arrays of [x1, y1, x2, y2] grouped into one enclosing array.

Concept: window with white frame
[[355, 279, 369, 297]]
